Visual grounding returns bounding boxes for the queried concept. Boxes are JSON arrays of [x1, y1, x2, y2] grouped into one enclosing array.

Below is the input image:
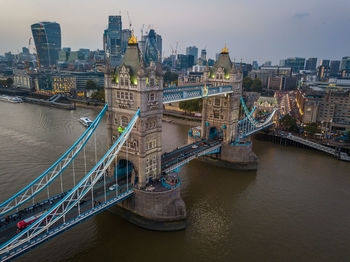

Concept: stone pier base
[[201, 143, 258, 171], [109, 186, 186, 231]]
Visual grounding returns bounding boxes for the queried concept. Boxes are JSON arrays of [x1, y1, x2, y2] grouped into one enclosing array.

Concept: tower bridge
[[0, 34, 277, 261]]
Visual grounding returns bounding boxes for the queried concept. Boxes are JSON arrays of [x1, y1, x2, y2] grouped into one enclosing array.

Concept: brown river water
[[0, 102, 349, 262]]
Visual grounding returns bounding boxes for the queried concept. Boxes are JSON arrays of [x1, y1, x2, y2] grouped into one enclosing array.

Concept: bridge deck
[[0, 178, 130, 259], [161, 139, 221, 173]]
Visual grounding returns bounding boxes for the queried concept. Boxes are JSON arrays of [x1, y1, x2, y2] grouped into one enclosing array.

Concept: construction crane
[[169, 41, 179, 68], [33, 24, 42, 68]]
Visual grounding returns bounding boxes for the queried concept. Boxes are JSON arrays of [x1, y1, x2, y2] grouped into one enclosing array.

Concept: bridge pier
[[109, 185, 186, 231], [199, 143, 258, 171]]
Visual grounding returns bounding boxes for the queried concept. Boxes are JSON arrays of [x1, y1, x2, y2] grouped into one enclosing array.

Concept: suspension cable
[[72, 159, 76, 187]]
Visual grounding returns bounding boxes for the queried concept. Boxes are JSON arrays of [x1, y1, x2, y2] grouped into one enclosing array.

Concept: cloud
[[294, 12, 310, 19]]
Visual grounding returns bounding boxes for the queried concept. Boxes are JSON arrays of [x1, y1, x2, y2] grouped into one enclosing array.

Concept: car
[[109, 184, 119, 191], [192, 145, 198, 149]]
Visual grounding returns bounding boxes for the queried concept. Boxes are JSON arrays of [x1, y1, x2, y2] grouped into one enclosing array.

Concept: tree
[[179, 99, 202, 113], [90, 89, 105, 102], [251, 78, 263, 92], [164, 71, 178, 85], [242, 76, 253, 91], [304, 123, 318, 135], [279, 114, 298, 132], [86, 80, 97, 90], [6, 78, 13, 87]]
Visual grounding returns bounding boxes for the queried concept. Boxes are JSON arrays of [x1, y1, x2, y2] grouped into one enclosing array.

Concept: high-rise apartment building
[[31, 22, 61, 67]]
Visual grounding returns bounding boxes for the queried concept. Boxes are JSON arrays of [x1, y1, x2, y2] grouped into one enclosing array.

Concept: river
[[0, 102, 349, 262]]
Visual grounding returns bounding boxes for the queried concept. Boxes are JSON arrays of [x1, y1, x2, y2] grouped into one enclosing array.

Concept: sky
[[0, 0, 349, 64]]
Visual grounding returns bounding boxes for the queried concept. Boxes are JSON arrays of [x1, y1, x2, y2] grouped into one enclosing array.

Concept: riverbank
[[163, 111, 200, 126], [0, 88, 105, 111]]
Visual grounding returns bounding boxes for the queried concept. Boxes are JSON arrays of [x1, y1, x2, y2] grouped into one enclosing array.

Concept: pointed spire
[[231, 57, 237, 73], [221, 44, 229, 54], [128, 30, 137, 44]]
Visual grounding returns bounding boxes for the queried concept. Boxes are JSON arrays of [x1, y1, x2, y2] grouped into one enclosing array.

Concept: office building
[[317, 65, 330, 80], [252, 61, 259, 70], [31, 22, 61, 67], [296, 82, 350, 130], [305, 58, 317, 71], [319, 59, 330, 67], [177, 54, 194, 70], [121, 29, 131, 54], [186, 46, 198, 63], [330, 60, 340, 77], [249, 66, 292, 87], [341, 57, 350, 71], [200, 49, 207, 61], [280, 57, 305, 73], [143, 29, 162, 65], [103, 16, 122, 65]]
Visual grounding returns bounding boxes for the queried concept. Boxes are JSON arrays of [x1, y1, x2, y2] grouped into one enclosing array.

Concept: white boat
[[79, 117, 93, 127], [0, 95, 23, 103]]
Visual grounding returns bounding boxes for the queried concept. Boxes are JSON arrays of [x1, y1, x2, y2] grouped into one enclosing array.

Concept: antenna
[[127, 11, 132, 31]]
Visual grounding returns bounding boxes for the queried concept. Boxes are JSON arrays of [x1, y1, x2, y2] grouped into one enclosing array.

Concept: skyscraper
[[305, 58, 317, 71], [141, 29, 162, 65], [200, 49, 207, 61], [121, 29, 131, 54], [31, 22, 61, 67], [186, 46, 198, 63], [103, 16, 122, 65]]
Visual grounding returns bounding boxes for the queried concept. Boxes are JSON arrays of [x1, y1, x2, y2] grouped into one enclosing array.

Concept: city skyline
[[1, 0, 350, 63]]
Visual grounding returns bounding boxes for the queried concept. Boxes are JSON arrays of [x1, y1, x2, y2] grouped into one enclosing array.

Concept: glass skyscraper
[[31, 22, 61, 67]]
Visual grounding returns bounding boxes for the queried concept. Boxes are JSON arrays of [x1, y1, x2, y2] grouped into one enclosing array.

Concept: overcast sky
[[1, 0, 349, 64]]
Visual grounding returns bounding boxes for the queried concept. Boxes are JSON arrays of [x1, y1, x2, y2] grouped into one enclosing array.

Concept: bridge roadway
[[0, 176, 128, 249], [161, 139, 221, 173]]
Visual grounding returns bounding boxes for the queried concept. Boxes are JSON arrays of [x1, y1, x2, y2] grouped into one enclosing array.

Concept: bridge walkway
[[285, 134, 350, 162]]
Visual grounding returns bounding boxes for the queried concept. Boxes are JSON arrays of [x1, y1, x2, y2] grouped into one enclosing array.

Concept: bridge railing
[[0, 104, 108, 218]]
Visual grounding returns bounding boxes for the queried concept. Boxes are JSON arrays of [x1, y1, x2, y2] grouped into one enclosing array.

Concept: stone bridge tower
[[201, 46, 242, 143], [199, 47, 257, 170], [105, 34, 163, 188]]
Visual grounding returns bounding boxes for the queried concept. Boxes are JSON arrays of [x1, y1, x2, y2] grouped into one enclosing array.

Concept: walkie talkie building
[[31, 22, 61, 67]]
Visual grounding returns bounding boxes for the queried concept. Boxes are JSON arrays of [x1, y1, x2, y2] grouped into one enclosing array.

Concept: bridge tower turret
[[105, 33, 163, 188]]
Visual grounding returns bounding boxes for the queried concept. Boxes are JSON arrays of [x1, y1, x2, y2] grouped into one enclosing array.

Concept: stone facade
[[201, 49, 242, 142], [105, 40, 163, 188]]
